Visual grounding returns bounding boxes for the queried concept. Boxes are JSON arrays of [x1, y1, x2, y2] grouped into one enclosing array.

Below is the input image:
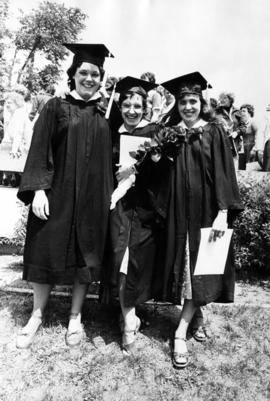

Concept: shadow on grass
[[1, 290, 270, 401]]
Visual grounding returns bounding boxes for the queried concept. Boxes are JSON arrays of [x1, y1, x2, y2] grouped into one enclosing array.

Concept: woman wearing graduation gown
[[156, 72, 243, 368], [107, 77, 171, 353], [16, 43, 114, 349]]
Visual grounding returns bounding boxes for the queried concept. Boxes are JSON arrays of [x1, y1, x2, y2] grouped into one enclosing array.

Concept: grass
[[0, 291, 270, 401]]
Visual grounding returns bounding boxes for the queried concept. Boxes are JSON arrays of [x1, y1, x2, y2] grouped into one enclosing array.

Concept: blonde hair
[[5, 91, 25, 108]]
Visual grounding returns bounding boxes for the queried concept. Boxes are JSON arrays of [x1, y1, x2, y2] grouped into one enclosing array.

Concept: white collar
[[70, 89, 102, 102], [178, 119, 207, 129], [118, 119, 149, 133]]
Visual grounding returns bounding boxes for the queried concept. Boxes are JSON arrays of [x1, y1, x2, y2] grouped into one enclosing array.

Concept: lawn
[[0, 290, 269, 401]]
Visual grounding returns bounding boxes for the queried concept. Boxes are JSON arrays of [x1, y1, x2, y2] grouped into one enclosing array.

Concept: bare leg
[[191, 306, 204, 328], [119, 273, 136, 329], [173, 299, 196, 364], [23, 283, 52, 332], [119, 273, 140, 350], [189, 307, 206, 342], [175, 299, 196, 339], [68, 278, 88, 332], [16, 283, 52, 348]]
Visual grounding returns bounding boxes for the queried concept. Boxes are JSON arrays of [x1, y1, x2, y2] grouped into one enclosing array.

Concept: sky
[[7, 0, 270, 116]]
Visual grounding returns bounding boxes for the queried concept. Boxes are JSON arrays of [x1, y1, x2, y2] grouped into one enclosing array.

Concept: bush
[[0, 202, 28, 254], [234, 172, 270, 279], [1, 172, 269, 281]]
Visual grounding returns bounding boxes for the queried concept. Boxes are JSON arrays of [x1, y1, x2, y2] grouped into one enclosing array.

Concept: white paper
[[119, 135, 151, 166], [193, 228, 233, 275]]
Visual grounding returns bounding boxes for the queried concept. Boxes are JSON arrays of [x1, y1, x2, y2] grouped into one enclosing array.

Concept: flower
[[129, 124, 204, 164]]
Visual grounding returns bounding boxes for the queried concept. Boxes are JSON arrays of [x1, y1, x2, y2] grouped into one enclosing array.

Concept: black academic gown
[[107, 123, 172, 307], [153, 121, 243, 306], [17, 95, 113, 284]]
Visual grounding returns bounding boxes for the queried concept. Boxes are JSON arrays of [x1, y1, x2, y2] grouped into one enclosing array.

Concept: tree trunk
[[7, 47, 18, 88], [17, 36, 41, 84]]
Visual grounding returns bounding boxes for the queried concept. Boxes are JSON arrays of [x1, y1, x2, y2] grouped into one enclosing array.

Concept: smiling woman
[[16, 43, 114, 350], [155, 71, 244, 369], [104, 76, 172, 354]]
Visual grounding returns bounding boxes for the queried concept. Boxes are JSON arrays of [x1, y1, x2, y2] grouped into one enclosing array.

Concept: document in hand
[[120, 135, 150, 166], [194, 228, 233, 275]]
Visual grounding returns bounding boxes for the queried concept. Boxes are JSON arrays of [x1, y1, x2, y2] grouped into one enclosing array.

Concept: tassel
[[105, 83, 116, 120]]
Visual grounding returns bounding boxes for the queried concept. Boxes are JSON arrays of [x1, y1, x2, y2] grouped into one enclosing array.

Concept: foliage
[[0, 0, 12, 93], [15, 1, 87, 75], [2, 173, 269, 279], [21, 64, 61, 94], [234, 172, 270, 279], [1, 0, 87, 92], [0, 203, 28, 252]]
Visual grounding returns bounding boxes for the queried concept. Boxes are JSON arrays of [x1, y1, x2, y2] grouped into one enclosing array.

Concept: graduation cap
[[162, 71, 212, 98], [115, 76, 158, 94], [63, 43, 114, 67]]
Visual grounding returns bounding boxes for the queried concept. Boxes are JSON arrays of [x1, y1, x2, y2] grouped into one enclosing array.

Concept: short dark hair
[[66, 58, 105, 90], [210, 97, 218, 109], [118, 87, 148, 112], [240, 103, 254, 117]]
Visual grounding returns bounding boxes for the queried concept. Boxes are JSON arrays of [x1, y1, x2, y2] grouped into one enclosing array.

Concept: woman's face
[[219, 94, 231, 108], [73, 62, 101, 100], [240, 107, 250, 120], [121, 94, 144, 131], [177, 94, 201, 127], [5, 98, 17, 112]]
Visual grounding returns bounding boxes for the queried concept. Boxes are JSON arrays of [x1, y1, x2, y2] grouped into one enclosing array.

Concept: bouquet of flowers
[[129, 124, 189, 164], [110, 124, 203, 209]]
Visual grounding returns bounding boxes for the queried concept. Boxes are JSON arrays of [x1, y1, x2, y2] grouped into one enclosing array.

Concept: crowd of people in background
[[0, 72, 270, 189]]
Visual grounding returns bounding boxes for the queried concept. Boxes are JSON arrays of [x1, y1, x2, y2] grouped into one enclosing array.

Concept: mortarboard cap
[[162, 71, 212, 98], [115, 76, 158, 94], [63, 43, 114, 67]]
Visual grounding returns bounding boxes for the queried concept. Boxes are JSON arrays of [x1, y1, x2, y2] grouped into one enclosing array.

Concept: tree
[[13, 1, 87, 89], [0, 0, 12, 93]]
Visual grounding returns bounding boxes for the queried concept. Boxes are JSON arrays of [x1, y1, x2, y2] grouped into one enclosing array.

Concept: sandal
[[16, 316, 42, 349], [65, 324, 85, 347], [65, 313, 85, 347], [172, 337, 189, 369], [190, 326, 207, 342], [122, 316, 141, 353]]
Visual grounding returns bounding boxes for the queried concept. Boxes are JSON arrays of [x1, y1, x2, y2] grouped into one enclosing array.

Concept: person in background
[[105, 76, 171, 353], [0, 98, 4, 144], [238, 104, 258, 170], [1, 91, 32, 187], [156, 72, 243, 369], [29, 85, 55, 123], [159, 86, 175, 122], [255, 105, 270, 171], [140, 72, 163, 122], [215, 92, 241, 169], [16, 43, 114, 349]]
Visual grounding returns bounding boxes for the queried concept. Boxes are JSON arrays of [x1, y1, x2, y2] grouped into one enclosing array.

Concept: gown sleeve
[[211, 123, 244, 221], [17, 97, 59, 205]]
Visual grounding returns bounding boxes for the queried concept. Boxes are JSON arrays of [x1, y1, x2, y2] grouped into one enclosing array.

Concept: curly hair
[[140, 72, 156, 84], [240, 103, 254, 117], [118, 87, 148, 112], [4, 91, 25, 109], [219, 92, 235, 106], [66, 59, 105, 91]]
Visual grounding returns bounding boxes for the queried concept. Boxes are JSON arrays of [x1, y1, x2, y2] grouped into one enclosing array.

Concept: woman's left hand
[[208, 210, 228, 242], [10, 150, 22, 159], [115, 165, 136, 183]]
